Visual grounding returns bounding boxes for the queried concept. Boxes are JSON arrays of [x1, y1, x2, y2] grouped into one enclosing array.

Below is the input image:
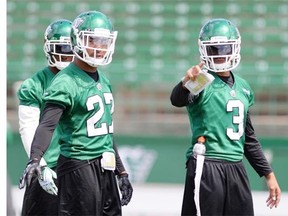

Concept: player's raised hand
[[19, 159, 41, 189], [117, 173, 133, 206], [182, 61, 205, 85]]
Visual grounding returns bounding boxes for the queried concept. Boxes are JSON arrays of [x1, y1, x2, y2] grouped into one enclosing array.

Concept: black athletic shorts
[[181, 156, 254, 216], [21, 166, 58, 216], [57, 154, 121, 216]]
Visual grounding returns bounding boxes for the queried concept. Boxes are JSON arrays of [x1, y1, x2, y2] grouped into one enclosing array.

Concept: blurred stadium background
[[7, 0, 288, 215]]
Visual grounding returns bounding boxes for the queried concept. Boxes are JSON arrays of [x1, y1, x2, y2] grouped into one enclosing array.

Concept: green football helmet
[[43, 19, 74, 70], [71, 11, 118, 67], [198, 18, 241, 72]]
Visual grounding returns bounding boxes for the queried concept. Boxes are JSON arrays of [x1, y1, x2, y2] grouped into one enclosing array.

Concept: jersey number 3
[[86, 93, 114, 137], [226, 99, 244, 140]]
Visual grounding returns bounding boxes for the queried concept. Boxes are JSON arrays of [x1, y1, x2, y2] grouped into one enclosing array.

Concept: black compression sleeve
[[113, 138, 126, 175], [244, 111, 272, 177], [30, 103, 64, 161], [170, 81, 191, 107]]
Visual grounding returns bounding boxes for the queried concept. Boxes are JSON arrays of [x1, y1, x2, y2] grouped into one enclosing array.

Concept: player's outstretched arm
[[181, 61, 205, 85], [19, 104, 58, 195]]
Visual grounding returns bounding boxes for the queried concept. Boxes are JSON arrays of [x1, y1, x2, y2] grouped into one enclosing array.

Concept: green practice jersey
[[186, 72, 254, 162], [17, 67, 60, 168], [43, 63, 114, 160]]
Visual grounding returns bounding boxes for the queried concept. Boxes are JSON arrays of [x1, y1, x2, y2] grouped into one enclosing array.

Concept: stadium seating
[[7, 0, 288, 134]]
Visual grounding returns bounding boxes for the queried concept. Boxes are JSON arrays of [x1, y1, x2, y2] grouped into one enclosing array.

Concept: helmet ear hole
[[74, 46, 82, 55]]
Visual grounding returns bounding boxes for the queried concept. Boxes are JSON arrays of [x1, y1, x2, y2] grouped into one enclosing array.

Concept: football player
[[19, 11, 133, 215], [170, 18, 281, 216], [17, 19, 74, 215]]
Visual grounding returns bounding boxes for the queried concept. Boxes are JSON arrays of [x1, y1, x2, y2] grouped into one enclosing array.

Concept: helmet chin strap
[[86, 55, 108, 67], [207, 56, 234, 72], [55, 62, 70, 70], [85, 56, 99, 67], [212, 62, 232, 72]]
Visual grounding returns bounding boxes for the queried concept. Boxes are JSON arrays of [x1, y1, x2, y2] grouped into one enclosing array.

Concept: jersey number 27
[[86, 93, 114, 136]]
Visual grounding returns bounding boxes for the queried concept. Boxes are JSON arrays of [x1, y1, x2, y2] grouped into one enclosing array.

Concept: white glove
[[38, 166, 58, 196]]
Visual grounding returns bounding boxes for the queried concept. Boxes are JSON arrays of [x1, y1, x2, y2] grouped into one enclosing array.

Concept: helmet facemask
[[199, 36, 241, 72], [44, 36, 74, 70], [73, 28, 118, 67]]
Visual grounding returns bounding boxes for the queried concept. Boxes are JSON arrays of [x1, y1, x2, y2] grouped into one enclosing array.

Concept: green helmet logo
[[43, 19, 74, 70], [71, 11, 118, 67], [198, 18, 241, 72]]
